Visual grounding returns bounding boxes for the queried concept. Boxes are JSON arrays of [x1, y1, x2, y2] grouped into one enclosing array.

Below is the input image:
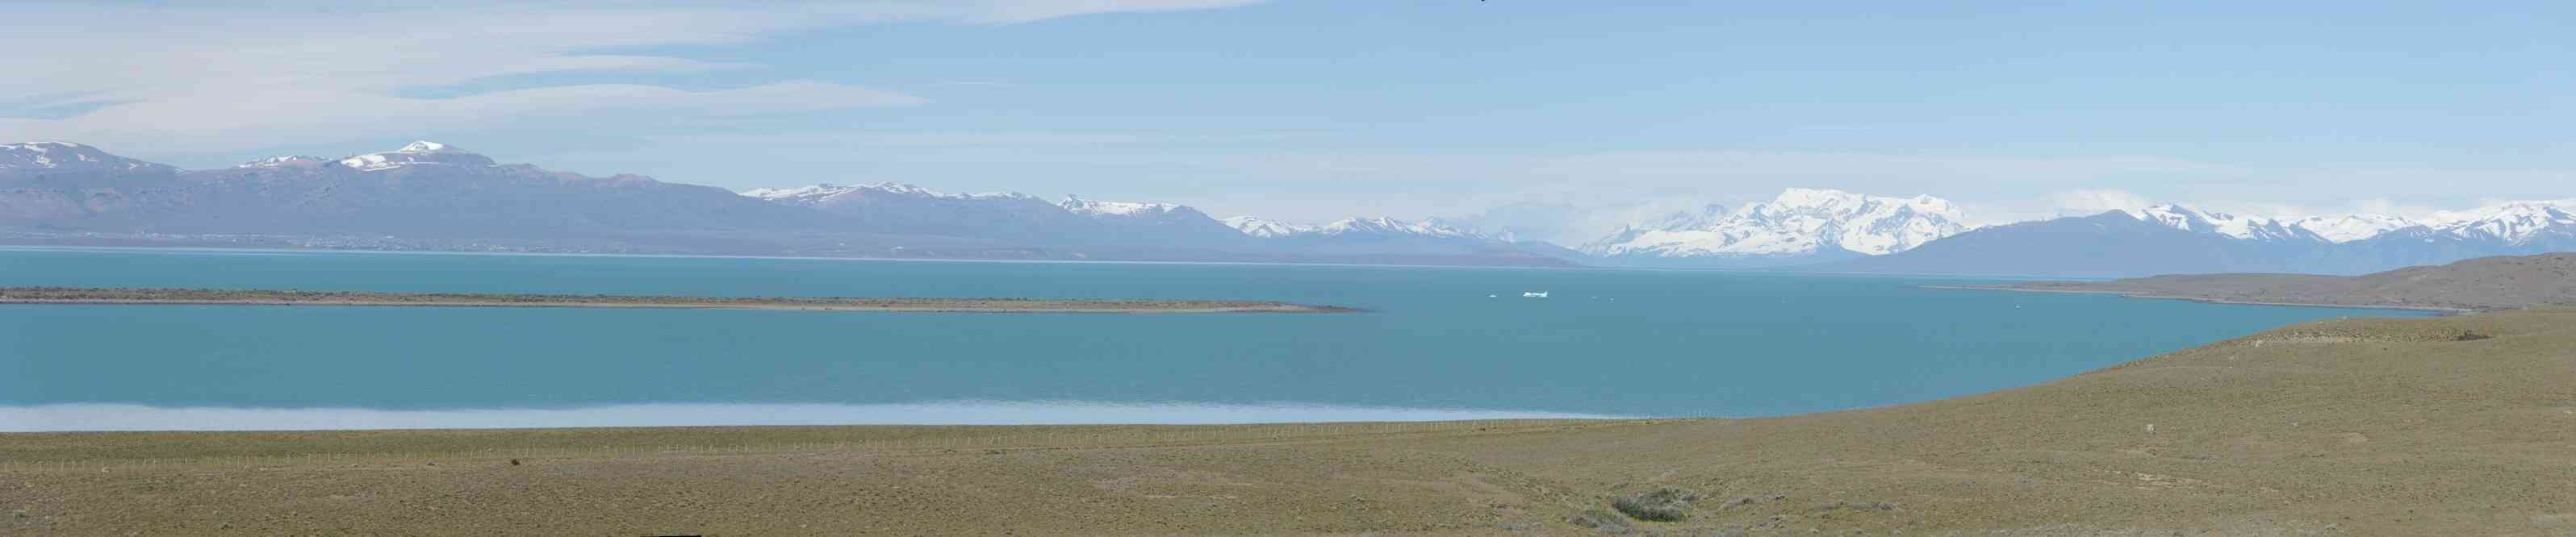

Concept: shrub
[[1564, 510, 1633, 534], [1611, 487, 1700, 522]]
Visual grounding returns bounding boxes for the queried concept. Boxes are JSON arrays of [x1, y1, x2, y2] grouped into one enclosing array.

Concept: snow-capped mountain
[[2290, 214, 2420, 243], [1826, 199, 2576, 277], [1060, 196, 1188, 218], [1584, 188, 1971, 266], [1219, 215, 1499, 240], [2126, 202, 2576, 246], [1314, 217, 1481, 238], [0, 141, 1555, 266], [237, 156, 333, 169], [1216, 214, 1569, 264], [1221, 216, 1316, 238], [1220, 215, 1491, 239], [3, 139, 798, 240], [2128, 205, 2321, 243], [734, 181, 1570, 262], [0, 142, 178, 173], [27, 139, 2566, 273], [2423, 202, 2576, 245], [337, 141, 498, 171], [742, 182, 1037, 204], [738, 181, 1089, 245], [1056, 195, 1249, 248]]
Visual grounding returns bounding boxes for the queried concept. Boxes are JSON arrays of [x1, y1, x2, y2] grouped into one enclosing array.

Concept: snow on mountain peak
[[2426, 201, 2576, 244], [2290, 214, 2419, 243], [1219, 215, 1482, 239], [4, 141, 88, 150], [1317, 217, 1478, 238], [1221, 216, 1317, 238], [1061, 195, 1188, 217], [340, 140, 495, 171], [740, 182, 1036, 204], [2118, 200, 2576, 244], [2131, 205, 2317, 242], [742, 185, 860, 202], [1, 141, 175, 173], [238, 156, 331, 169], [1588, 188, 1969, 258], [2135, 204, 2225, 232]]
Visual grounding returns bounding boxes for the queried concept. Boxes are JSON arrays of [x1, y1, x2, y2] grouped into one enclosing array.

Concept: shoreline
[[0, 402, 1633, 434], [0, 287, 1364, 314], [1918, 283, 2478, 313]]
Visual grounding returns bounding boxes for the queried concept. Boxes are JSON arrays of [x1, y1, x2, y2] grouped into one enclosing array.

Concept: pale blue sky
[[3, 1, 2569, 229]]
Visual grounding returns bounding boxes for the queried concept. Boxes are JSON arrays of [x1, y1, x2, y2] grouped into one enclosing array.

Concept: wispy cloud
[[0, 1, 1265, 152], [948, 0, 1267, 24], [2, 82, 927, 152]]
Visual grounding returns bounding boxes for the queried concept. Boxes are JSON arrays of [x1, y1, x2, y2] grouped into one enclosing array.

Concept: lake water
[[0, 247, 2432, 431]]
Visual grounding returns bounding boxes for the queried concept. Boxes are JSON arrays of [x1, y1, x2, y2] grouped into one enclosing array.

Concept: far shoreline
[[0, 243, 1587, 272], [0, 287, 1364, 314], [1920, 283, 2475, 314]]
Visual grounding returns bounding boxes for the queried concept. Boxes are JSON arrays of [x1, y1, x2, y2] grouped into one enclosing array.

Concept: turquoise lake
[[0, 247, 2433, 431]]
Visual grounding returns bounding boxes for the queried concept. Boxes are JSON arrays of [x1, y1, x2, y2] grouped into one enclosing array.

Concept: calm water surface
[[0, 247, 2431, 430]]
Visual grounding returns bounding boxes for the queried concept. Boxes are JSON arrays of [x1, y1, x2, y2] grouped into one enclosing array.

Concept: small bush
[[1611, 487, 1700, 522], [1565, 510, 1633, 534]]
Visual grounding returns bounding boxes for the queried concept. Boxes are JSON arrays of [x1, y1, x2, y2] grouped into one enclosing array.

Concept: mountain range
[[0, 141, 1571, 266], [5, 140, 2570, 276], [1821, 202, 2576, 277]]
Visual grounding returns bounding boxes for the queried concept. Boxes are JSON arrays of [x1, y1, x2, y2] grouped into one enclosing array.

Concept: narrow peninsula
[[1929, 252, 2576, 312], [0, 287, 1362, 314]]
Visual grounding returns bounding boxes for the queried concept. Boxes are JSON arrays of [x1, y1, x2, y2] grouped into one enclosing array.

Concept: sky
[[3, 1, 2570, 241]]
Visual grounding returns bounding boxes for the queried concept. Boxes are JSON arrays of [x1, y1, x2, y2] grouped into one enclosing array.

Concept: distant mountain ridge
[[1203, 215, 1565, 262], [2130, 205, 2322, 243], [0, 141, 1573, 266], [2, 141, 796, 248], [1822, 202, 2576, 277], [728, 180, 1554, 261], [2, 142, 178, 173], [2124, 202, 2576, 246], [1220, 216, 1312, 238], [6, 139, 2572, 274]]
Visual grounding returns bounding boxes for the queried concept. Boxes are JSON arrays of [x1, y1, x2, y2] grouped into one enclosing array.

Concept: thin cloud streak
[[0, 1, 1271, 152]]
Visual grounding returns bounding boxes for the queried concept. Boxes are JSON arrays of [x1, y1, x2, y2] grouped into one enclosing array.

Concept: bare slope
[[7, 309, 2574, 535], [1945, 252, 2576, 311]]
